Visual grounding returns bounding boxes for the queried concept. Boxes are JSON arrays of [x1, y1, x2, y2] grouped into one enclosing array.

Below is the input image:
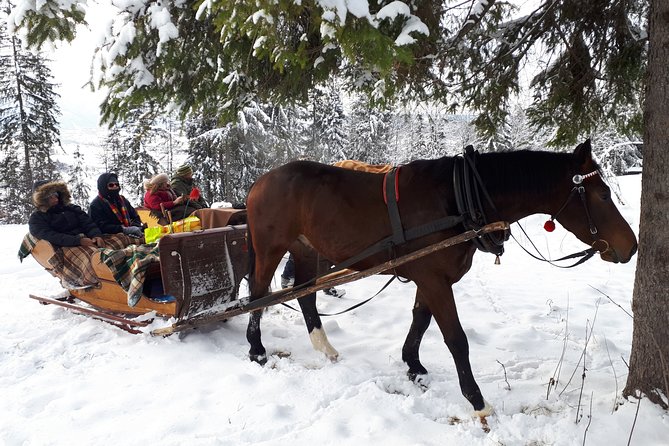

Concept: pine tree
[[0, 4, 61, 221], [347, 94, 391, 163], [103, 109, 162, 205], [12, 1, 648, 144], [186, 101, 283, 205], [310, 81, 347, 163], [67, 145, 90, 208], [0, 150, 25, 223]]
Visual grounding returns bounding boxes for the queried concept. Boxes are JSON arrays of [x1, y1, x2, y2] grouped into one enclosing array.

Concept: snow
[[2, 175, 668, 445]]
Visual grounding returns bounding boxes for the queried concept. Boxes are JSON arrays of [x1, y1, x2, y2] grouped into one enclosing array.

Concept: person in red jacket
[[143, 173, 194, 223]]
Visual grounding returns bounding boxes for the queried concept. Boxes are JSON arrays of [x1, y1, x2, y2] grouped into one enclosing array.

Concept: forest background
[[0, 1, 643, 223]]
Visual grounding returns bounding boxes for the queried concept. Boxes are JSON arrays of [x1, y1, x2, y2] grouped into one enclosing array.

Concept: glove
[[122, 226, 144, 238]]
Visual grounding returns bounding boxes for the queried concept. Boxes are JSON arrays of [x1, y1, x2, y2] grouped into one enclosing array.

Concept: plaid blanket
[[18, 233, 40, 263], [18, 233, 134, 289], [99, 243, 160, 307]]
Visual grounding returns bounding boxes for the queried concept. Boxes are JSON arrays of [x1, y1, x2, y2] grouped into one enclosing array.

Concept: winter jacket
[[88, 173, 142, 234], [144, 188, 179, 211], [29, 181, 102, 247], [170, 176, 208, 209]]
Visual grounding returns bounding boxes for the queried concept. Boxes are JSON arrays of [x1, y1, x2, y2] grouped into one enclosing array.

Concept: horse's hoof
[[249, 353, 267, 365], [473, 399, 494, 418], [407, 365, 428, 382]]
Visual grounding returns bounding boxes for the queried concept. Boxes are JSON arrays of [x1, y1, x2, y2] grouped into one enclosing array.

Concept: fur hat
[[175, 164, 193, 177], [32, 181, 72, 212], [143, 173, 170, 190]]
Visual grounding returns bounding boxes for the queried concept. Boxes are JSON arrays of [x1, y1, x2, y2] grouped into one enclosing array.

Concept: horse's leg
[[402, 289, 432, 380], [246, 248, 286, 365], [421, 281, 492, 416], [293, 249, 339, 361]]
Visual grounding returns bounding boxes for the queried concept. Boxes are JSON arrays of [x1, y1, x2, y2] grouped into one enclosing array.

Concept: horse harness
[[301, 148, 603, 295], [384, 146, 605, 268]]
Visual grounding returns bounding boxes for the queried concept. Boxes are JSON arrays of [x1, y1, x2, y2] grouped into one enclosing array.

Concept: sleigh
[[27, 208, 250, 333]]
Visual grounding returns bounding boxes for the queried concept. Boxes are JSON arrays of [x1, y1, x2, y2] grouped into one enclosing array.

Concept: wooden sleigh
[[28, 208, 249, 333]]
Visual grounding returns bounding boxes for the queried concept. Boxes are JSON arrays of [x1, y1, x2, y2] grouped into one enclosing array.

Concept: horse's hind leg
[[293, 248, 339, 361], [420, 280, 492, 415], [246, 248, 286, 365], [402, 289, 432, 380]]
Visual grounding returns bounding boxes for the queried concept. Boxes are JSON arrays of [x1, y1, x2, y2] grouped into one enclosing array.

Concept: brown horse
[[244, 139, 637, 415]]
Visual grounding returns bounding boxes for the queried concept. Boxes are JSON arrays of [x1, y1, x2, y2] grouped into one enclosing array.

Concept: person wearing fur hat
[[89, 173, 144, 238], [170, 164, 208, 210], [29, 180, 105, 248], [143, 172, 197, 222]]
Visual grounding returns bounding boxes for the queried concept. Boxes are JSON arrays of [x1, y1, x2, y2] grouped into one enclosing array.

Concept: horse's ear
[[573, 139, 593, 166]]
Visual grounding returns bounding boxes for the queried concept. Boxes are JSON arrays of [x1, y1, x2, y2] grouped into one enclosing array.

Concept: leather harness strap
[[384, 167, 406, 245]]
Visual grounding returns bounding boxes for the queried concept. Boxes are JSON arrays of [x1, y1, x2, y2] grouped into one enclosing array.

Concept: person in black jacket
[[89, 173, 143, 238], [29, 180, 105, 248]]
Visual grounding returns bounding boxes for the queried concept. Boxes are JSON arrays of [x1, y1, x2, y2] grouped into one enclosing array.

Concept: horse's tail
[[245, 182, 257, 291], [246, 220, 256, 287]]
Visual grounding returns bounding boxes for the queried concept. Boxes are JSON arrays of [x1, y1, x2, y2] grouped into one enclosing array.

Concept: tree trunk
[[623, 0, 669, 409]]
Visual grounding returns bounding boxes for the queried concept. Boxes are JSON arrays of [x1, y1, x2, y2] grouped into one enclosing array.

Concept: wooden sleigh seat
[[31, 238, 176, 317]]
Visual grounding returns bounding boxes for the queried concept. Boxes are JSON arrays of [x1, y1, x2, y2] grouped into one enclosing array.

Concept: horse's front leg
[[423, 282, 492, 416], [246, 309, 267, 364], [294, 252, 339, 361], [402, 289, 432, 380]]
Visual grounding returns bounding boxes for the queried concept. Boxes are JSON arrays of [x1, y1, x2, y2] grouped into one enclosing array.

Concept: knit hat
[[175, 164, 193, 177]]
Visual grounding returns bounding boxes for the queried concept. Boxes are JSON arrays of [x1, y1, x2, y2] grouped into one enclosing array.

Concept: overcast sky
[[47, 7, 109, 130]]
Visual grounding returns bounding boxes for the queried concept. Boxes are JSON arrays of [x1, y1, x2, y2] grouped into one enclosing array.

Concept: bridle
[[455, 147, 613, 267], [526, 169, 615, 267], [547, 171, 600, 236]]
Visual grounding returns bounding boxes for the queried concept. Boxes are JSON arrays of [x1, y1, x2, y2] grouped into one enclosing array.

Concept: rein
[[453, 147, 606, 268], [453, 146, 509, 260]]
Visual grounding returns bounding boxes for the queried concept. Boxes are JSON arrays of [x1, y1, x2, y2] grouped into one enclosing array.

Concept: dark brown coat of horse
[[245, 140, 637, 415]]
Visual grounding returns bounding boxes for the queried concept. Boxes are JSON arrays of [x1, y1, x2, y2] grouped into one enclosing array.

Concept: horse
[[244, 139, 637, 415]]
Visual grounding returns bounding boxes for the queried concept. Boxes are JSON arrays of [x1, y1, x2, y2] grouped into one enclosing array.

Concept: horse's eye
[[600, 188, 611, 201]]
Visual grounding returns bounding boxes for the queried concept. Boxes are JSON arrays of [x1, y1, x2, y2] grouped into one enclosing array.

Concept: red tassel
[[544, 220, 556, 232], [189, 187, 201, 201]]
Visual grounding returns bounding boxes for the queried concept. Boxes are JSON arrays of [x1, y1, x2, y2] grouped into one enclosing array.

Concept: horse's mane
[[409, 149, 601, 199]]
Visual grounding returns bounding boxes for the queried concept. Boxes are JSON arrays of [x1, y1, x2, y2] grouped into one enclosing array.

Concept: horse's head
[[552, 140, 638, 263]]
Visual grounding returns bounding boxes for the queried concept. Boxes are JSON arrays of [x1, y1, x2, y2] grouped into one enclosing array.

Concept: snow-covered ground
[[1, 175, 667, 445]]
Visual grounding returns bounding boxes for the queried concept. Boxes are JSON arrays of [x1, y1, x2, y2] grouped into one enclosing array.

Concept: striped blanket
[[99, 243, 160, 307], [18, 233, 134, 289]]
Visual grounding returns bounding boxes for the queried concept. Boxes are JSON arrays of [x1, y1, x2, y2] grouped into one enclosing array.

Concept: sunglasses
[[107, 182, 120, 188], [48, 192, 59, 199]]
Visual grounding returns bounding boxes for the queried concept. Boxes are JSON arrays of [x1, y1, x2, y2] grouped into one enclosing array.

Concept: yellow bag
[[144, 215, 202, 244]]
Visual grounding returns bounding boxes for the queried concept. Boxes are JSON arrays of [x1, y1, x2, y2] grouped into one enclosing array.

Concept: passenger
[[170, 164, 208, 210], [143, 173, 195, 223], [27, 180, 134, 288], [29, 180, 105, 248], [89, 173, 144, 238]]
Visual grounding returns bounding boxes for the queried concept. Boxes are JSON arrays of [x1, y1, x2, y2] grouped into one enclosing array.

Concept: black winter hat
[[97, 172, 120, 197]]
